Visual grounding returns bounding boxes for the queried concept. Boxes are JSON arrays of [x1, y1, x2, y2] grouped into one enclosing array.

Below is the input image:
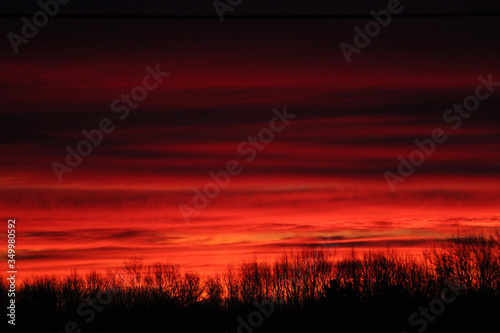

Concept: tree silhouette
[[11, 230, 500, 333]]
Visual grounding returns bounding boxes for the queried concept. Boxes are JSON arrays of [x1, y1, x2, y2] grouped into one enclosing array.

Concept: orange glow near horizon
[[3, 175, 500, 280]]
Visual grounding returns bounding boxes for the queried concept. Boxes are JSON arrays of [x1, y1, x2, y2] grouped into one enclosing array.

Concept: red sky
[[1, 18, 500, 278]]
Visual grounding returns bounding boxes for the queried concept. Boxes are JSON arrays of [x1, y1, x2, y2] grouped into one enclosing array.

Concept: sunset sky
[[1, 2, 500, 278]]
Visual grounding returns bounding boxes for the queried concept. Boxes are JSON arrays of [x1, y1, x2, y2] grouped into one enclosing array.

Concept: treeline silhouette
[[2, 231, 500, 332]]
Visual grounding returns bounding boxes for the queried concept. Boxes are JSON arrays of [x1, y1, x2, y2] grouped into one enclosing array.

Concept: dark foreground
[[3, 232, 500, 332]]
